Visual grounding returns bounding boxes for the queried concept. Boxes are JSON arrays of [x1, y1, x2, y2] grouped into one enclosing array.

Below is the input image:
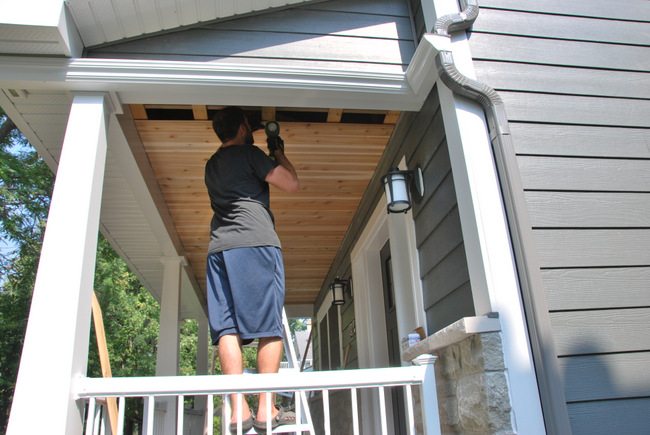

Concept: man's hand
[[267, 136, 285, 156]]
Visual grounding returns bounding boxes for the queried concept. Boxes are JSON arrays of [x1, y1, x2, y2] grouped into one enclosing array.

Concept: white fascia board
[[0, 41, 441, 110], [0, 0, 65, 26], [58, 4, 83, 57], [0, 0, 82, 57]]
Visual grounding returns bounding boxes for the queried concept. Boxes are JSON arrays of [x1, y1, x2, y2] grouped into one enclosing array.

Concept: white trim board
[[0, 36, 445, 110], [431, 1, 546, 431]]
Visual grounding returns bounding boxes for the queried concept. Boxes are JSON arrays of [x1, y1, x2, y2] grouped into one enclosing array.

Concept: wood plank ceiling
[[132, 104, 397, 305]]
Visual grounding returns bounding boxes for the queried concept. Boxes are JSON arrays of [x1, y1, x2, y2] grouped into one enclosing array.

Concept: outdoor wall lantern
[[381, 166, 425, 213], [330, 277, 350, 306]]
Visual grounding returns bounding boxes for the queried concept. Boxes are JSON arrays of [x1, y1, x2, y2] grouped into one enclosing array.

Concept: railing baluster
[[265, 392, 272, 435], [93, 403, 102, 435], [236, 393, 244, 435], [322, 389, 330, 435], [144, 396, 154, 435], [378, 387, 388, 435], [85, 397, 96, 435], [405, 384, 415, 435], [206, 394, 214, 435], [222, 393, 231, 435], [351, 387, 359, 435], [117, 397, 125, 435], [295, 389, 302, 435], [176, 395, 184, 435], [97, 405, 105, 435]]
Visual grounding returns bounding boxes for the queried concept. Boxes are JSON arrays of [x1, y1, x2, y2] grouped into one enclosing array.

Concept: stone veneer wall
[[433, 333, 514, 435]]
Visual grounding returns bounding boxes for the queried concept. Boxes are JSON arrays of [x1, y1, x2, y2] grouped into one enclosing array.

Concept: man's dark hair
[[212, 106, 247, 142]]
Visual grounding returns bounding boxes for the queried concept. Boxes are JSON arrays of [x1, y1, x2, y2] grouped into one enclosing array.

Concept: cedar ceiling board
[[138, 119, 392, 305]]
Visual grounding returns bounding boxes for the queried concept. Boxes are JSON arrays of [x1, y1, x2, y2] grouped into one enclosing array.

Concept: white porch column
[[194, 315, 210, 410], [156, 256, 184, 376], [153, 256, 184, 434], [7, 93, 111, 434]]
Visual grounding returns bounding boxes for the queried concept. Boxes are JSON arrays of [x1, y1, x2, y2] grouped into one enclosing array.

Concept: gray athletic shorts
[[206, 246, 285, 345]]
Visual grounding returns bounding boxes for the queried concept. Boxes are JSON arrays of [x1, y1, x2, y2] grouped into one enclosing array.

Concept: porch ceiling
[[133, 104, 396, 304]]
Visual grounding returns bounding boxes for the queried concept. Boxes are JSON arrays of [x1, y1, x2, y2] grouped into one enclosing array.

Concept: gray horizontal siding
[[510, 124, 650, 159], [421, 243, 469, 307], [309, 0, 409, 16], [500, 92, 650, 127], [559, 352, 650, 402], [417, 207, 464, 275], [568, 399, 650, 435], [473, 8, 650, 46], [543, 267, 650, 311], [526, 192, 650, 228], [401, 89, 473, 333], [474, 62, 650, 99], [407, 0, 425, 40], [550, 308, 650, 356], [467, 1, 650, 432], [534, 229, 650, 268], [469, 33, 650, 72], [518, 156, 650, 192], [477, 0, 650, 21], [424, 282, 473, 333], [87, 0, 415, 73]]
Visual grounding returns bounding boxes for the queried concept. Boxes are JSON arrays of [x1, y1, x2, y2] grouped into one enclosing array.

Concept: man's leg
[[256, 336, 283, 421], [218, 334, 251, 423]]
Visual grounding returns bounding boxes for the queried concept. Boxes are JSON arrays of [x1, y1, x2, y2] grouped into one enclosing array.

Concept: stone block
[[480, 333, 506, 371]]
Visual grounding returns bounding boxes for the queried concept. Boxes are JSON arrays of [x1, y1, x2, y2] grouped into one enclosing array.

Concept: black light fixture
[[330, 277, 350, 306], [381, 166, 425, 213]]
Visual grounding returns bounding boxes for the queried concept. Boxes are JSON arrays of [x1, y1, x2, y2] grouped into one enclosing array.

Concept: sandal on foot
[[253, 408, 296, 432], [229, 415, 254, 434]]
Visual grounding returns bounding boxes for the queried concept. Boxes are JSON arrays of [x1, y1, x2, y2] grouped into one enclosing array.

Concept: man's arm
[[266, 149, 299, 192]]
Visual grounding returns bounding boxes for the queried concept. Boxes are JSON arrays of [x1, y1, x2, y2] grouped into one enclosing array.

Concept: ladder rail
[[222, 309, 315, 434], [282, 310, 315, 435]]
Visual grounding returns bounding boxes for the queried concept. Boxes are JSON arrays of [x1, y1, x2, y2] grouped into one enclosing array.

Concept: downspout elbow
[[434, 0, 480, 35]]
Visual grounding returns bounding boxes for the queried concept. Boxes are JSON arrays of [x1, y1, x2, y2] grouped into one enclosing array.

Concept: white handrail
[[75, 366, 429, 398], [76, 356, 440, 435]]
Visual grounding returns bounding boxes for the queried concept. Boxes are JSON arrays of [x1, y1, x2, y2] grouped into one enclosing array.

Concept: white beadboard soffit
[[65, 0, 320, 48]]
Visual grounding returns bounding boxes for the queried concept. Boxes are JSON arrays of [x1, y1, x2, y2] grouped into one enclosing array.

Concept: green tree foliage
[[0, 111, 52, 431], [289, 318, 308, 333], [88, 238, 160, 379], [88, 237, 161, 433]]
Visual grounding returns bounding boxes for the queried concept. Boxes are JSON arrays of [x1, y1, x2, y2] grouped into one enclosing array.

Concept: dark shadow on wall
[[560, 336, 650, 435]]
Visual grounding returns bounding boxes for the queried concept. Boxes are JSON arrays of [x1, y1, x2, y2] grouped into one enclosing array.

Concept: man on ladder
[[204, 107, 300, 434]]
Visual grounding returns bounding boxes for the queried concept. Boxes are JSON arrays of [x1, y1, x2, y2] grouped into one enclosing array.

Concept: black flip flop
[[229, 415, 254, 434], [253, 407, 296, 433]]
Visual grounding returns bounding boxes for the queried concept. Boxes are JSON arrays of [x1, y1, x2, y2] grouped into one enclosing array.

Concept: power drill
[[264, 121, 284, 157]]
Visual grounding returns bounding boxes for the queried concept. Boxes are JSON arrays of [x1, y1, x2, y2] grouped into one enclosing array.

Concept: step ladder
[[222, 309, 315, 434]]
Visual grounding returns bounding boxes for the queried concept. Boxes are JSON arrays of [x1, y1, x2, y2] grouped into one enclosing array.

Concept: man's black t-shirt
[[204, 144, 280, 253]]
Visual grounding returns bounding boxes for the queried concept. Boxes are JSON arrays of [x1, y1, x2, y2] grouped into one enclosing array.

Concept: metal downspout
[[431, 1, 572, 434]]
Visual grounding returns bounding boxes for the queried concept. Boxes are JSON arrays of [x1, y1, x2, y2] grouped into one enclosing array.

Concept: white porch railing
[[75, 355, 440, 435]]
